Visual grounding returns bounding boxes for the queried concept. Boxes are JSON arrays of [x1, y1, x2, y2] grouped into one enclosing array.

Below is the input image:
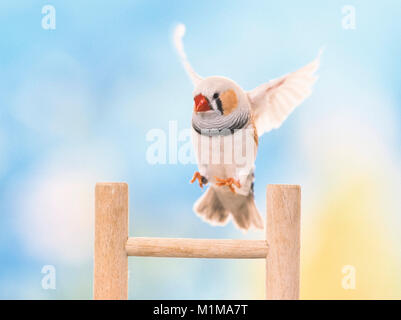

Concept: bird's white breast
[[191, 124, 257, 195]]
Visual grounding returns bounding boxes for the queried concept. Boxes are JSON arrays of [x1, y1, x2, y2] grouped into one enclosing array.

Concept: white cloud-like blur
[[12, 142, 128, 265], [14, 165, 95, 264]]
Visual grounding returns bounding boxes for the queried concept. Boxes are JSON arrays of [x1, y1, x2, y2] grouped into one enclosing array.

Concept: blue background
[[0, 1, 400, 299]]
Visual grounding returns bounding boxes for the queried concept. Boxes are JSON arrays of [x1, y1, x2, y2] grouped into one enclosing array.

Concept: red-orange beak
[[194, 94, 211, 112]]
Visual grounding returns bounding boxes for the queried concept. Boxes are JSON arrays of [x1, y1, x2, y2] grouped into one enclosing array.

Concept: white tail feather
[[173, 23, 202, 86], [194, 186, 263, 231]]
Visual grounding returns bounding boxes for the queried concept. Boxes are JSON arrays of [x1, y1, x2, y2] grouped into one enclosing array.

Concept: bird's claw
[[190, 172, 208, 188], [214, 177, 241, 193]]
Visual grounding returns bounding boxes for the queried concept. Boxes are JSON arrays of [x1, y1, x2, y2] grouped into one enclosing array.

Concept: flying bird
[[173, 24, 320, 231]]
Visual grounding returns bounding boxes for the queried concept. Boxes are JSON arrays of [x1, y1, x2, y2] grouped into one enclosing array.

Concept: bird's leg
[[190, 171, 208, 188], [214, 177, 241, 194]]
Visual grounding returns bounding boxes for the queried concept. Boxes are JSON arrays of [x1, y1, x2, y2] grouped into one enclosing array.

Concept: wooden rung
[[125, 237, 268, 259]]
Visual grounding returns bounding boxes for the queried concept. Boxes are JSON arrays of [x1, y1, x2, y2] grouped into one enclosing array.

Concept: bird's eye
[[213, 92, 219, 99]]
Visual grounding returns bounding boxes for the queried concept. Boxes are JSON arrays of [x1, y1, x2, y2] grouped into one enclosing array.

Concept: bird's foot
[[190, 172, 208, 188], [214, 177, 241, 193]]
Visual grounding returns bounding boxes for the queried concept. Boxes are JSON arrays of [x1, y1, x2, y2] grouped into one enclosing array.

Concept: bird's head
[[174, 24, 250, 132], [193, 76, 248, 116], [191, 76, 250, 133]]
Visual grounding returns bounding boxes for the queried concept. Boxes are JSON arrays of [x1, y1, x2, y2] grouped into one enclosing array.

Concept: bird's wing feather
[[247, 51, 321, 136], [173, 23, 203, 86]]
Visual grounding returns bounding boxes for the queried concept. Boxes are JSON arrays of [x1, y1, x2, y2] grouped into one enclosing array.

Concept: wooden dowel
[[266, 184, 301, 300], [126, 237, 268, 259], [94, 183, 128, 300]]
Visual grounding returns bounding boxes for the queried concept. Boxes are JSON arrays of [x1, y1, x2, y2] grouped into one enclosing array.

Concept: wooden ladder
[[94, 183, 301, 300]]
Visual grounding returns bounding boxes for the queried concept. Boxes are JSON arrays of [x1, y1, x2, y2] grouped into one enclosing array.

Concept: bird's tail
[[193, 187, 230, 226], [229, 193, 264, 231], [193, 186, 264, 231]]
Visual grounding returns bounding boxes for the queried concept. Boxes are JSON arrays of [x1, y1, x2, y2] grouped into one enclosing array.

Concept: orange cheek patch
[[220, 89, 238, 115]]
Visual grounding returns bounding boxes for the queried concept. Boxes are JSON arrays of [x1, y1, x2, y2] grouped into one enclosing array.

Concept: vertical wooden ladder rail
[[94, 183, 301, 300]]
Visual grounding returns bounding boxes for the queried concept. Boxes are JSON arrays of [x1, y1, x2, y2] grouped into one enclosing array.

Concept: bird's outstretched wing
[[247, 51, 321, 136]]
